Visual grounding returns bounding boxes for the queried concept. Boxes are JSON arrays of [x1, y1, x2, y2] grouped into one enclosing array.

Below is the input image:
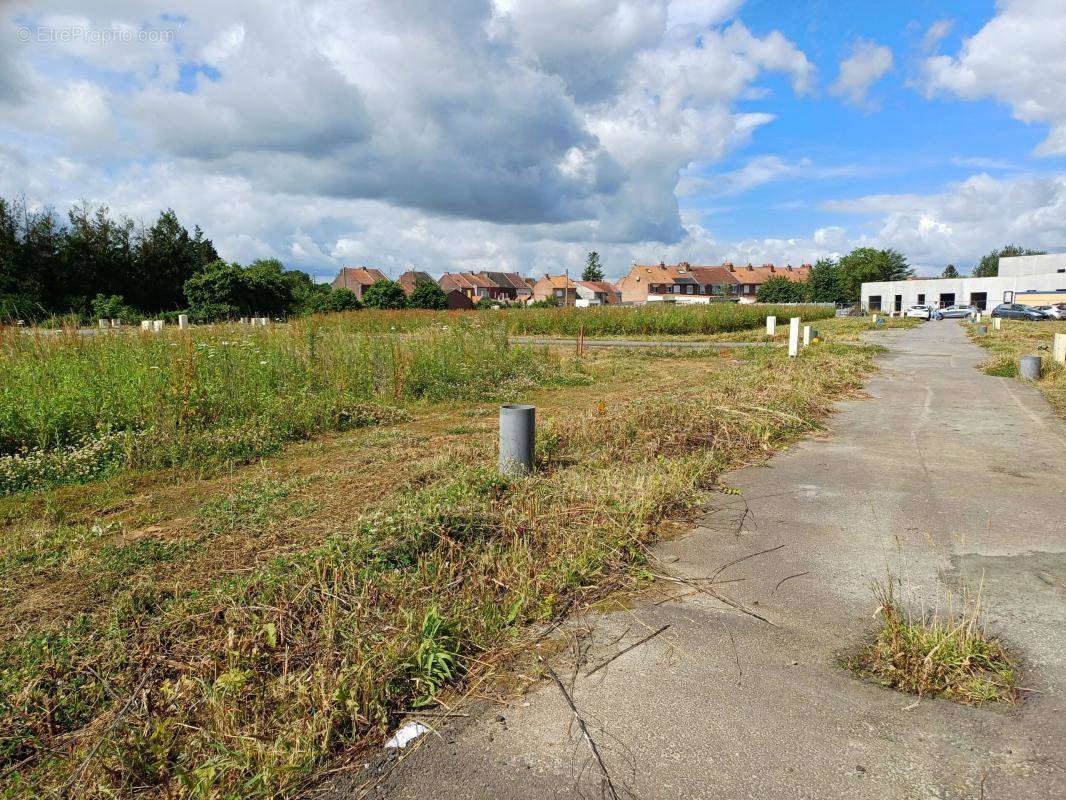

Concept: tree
[[805, 258, 845, 304], [407, 280, 448, 310], [941, 264, 960, 278], [243, 259, 293, 317], [582, 251, 604, 282], [327, 288, 362, 312], [837, 248, 914, 303], [361, 279, 407, 310], [756, 275, 809, 303], [91, 294, 131, 321], [134, 209, 205, 311], [972, 244, 1046, 277], [182, 260, 244, 320]]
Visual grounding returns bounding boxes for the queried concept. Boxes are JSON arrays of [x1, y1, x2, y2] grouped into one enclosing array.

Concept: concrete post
[[766, 316, 776, 337], [499, 404, 535, 476], [1053, 333, 1066, 366], [111, 319, 120, 328], [240, 316, 249, 325], [98, 319, 108, 330], [153, 320, 164, 333], [141, 320, 151, 331], [993, 317, 1002, 331], [871, 314, 878, 325], [788, 317, 800, 358], [1019, 355, 1041, 381], [802, 325, 811, 347], [178, 314, 189, 330]]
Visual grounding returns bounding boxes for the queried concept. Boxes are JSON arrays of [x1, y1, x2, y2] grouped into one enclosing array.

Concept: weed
[[851, 579, 1018, 705]]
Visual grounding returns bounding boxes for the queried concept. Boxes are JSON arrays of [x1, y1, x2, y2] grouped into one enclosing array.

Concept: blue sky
[[1, 0, 1065, 279]]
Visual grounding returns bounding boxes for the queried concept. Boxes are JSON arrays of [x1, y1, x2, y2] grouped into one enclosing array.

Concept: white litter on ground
[[383, 721, 430, 749]]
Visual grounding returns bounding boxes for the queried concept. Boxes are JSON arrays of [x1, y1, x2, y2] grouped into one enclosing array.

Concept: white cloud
[[831, 39, 893, 106], [922, 0, 1066, 155]]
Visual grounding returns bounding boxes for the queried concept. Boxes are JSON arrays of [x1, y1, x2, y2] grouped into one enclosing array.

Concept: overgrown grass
[[503, 302, 834, 337], [0, 319, 585, 494], [851, 579, 1018, 706], [0, 342, 877, 799], [965, 318, 1066, 416], [709, 314, 922, 342]]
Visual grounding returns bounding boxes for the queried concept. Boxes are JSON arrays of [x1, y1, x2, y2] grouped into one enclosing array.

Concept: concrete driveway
[[335, 322, 1066, 800]]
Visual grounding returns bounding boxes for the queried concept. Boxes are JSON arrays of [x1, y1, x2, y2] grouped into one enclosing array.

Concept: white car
[[1034, 304, 1066, 320], [904, 304, 932, 320]]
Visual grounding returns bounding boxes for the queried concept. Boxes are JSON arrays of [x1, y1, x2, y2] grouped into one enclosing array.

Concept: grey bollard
[[977, 325, 987, 335], [1019, 355, 1042, 381], [499, 404, 535, 476], [178, 314, 189, 330]]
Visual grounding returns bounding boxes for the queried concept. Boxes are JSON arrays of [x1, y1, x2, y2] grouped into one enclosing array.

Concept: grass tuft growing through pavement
[[852, 579, 1018, 706], [965, 318, 1066, 416]]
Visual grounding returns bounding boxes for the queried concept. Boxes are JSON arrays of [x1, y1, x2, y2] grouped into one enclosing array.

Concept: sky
[[1, 0, 1065, 282]]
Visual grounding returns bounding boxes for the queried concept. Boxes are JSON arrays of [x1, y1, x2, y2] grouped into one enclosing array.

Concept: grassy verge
[[0, 342, 877, 798], [0, 320, 586, 495], [850, 579, 1018, 705], [964, 319, 1066, 415], [707, 314, 923, 343], [502, 303, 834, 337]]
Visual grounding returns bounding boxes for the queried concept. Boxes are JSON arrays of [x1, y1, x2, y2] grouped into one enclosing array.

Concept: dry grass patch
[[965, 318, 1066, 416], [851, 579, 1018, 706], [0, 343, 878, 798]]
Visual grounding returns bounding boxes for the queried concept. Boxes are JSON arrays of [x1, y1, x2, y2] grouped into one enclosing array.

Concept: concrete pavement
[[330, 321, 1066, 800]]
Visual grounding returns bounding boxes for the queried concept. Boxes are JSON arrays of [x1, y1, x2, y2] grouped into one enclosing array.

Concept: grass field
[[964, 318, 1066, 416], [0, 306, 888, 798]]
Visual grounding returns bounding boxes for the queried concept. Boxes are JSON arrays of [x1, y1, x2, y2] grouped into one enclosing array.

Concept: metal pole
[[499, 404, 535, 476]]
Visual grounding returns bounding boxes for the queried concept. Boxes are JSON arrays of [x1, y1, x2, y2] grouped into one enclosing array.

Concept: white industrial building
[[861, 253, 1066, 313]]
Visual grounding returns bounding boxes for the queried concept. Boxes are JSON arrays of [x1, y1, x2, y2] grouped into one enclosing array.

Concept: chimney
[[785, 264, 793, 271], [724, 261, 734, 271], [659, 260, 666, 269], [746, 263, 754, 271], [769, 265, 775, 273]]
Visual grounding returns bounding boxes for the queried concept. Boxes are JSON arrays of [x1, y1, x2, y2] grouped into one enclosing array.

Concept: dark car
[[990, 303, 1048, 320]]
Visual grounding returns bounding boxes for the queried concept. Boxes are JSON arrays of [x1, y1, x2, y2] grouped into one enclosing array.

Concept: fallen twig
[[585, 625, 671, 678], [546, 663, 620, 800], [708, 543, 785, 583], [771, 571, 809, 595]]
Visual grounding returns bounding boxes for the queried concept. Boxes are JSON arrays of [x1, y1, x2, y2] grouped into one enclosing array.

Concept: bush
[[756, 276, 809, 303], [362, 279, 407, 310], [327, 288, 363, 312], [408, 281, 448, 310]]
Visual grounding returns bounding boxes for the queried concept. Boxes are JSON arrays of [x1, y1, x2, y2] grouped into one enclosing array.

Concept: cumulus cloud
[[921, 0, 1066, 155], [823, 172, 1066, 269], [0, 0, 817, 258], [831, 39, 894, 106]]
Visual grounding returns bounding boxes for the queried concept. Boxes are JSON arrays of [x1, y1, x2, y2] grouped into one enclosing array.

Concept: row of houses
[[331, 261, 813, 308]]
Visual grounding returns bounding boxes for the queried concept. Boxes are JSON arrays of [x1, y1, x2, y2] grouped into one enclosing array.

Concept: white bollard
[[802, 325, 811, 347], [111, 319, 120, 328], [766, 316, 776, 337], [871, 314, 878, 325], [178, 314, 189, 330], [153, 320, 164, 333], [788, 317, 800, 358], [141, 320, 151, 331], [240, 317, 249, 325], [993, 317, 1001, 331], [98, 319, 108, 330], [1053, 333, 1066, 366]]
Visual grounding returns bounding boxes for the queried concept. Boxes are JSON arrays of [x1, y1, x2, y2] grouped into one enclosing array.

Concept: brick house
[[617, 261, 811, 304], [331, 267, 389, 300], [576, 281, 622, 305], [398, 270, 436, 296], [531, 275, 579, 305], [728, 263, 811, 302]]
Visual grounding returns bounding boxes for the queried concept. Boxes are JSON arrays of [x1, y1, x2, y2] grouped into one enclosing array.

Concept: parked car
[[1033, 304, 1066, 320], [934, 304, 978, 320], [904, 304, 932, 320], [990, 303, 1049, 321]]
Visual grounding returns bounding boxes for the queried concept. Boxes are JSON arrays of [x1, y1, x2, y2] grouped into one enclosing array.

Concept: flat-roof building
[[861, 253, 1066, 312]]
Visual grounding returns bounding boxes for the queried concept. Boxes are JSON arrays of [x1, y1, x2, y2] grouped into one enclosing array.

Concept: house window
[[671, 285, 680, 294], [868, 295, 882, 310], [554, 289, 563, 298], [917, 293, 925, 305], [686, 285, 694, 294]]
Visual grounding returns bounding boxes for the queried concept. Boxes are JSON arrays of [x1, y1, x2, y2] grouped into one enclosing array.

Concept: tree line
[[756, 243, 1048, 305], [756, 248, 914, 304], [0, 197, 381, 323]]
